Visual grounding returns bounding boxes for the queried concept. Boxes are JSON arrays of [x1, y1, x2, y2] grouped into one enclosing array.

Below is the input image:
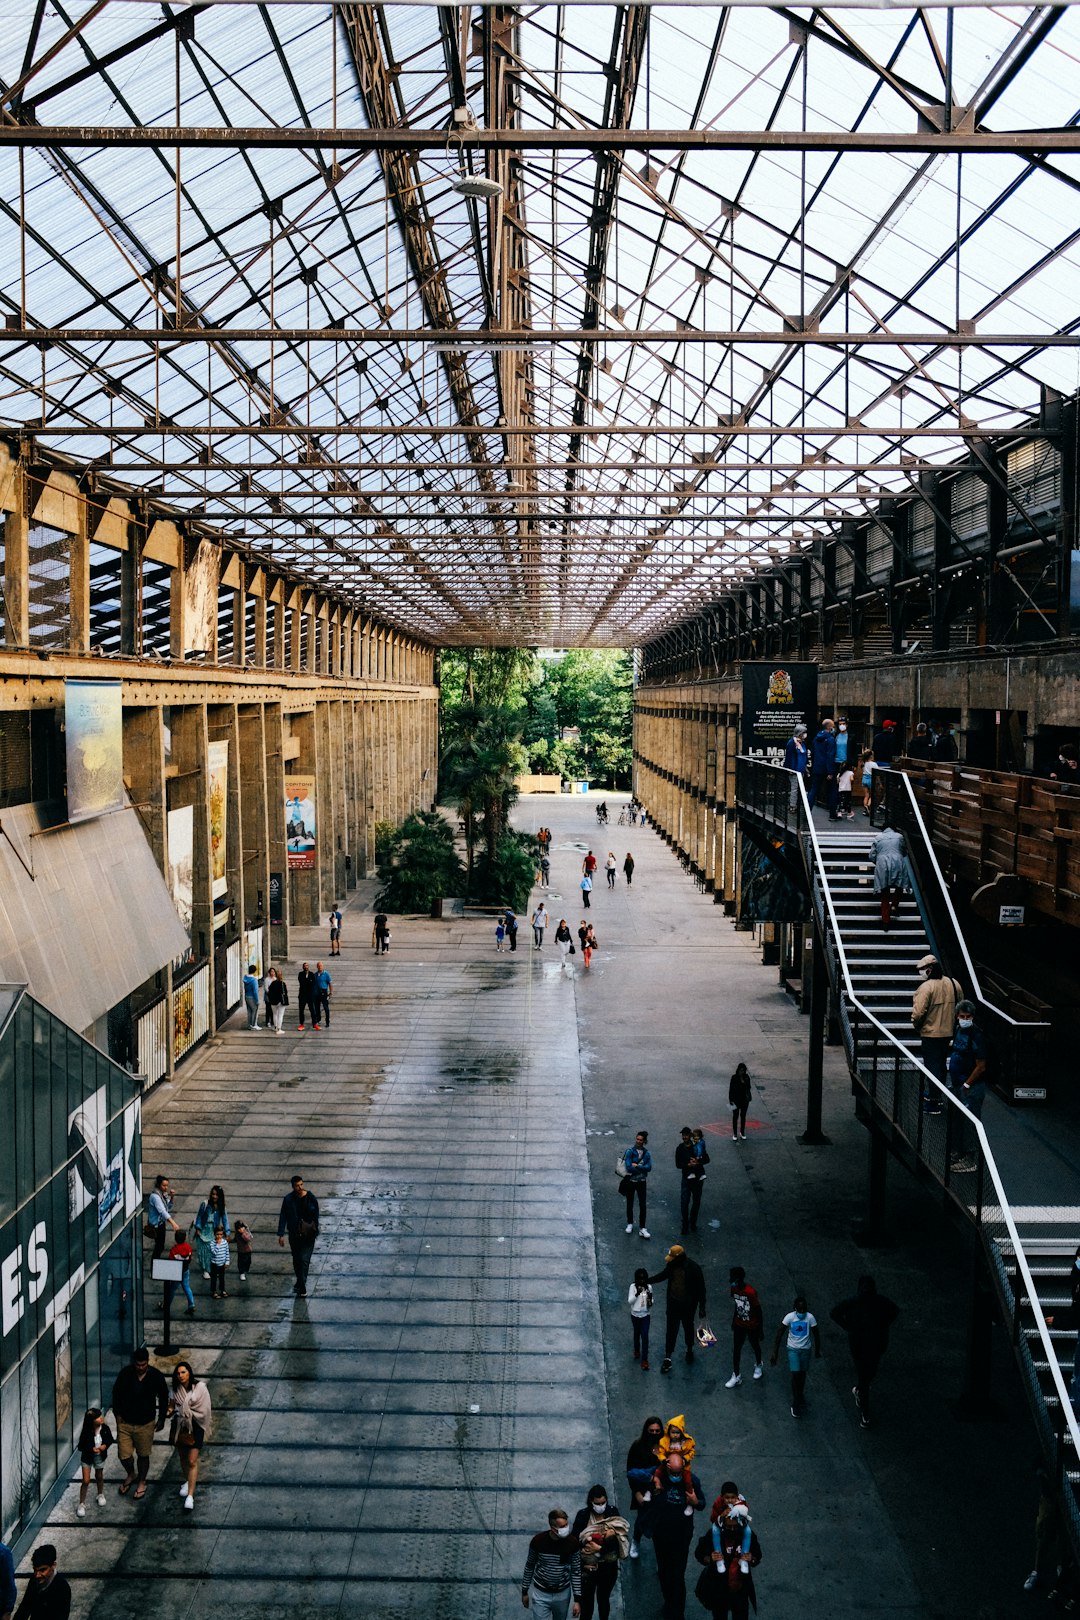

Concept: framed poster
[[65, 678, 123, 822], [286, 776, 316, 870], [741, 662, 818, 755], [207, 740, 229, 899]]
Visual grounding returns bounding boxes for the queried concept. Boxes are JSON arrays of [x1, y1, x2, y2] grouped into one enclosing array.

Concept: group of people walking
[[241, 960, 333, 1032]]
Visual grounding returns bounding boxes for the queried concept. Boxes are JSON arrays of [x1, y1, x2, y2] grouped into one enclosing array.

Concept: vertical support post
[[799, 918, 831, 1145], [951, 1237, 1003, 1420], [856, 1124, 888, 1246]]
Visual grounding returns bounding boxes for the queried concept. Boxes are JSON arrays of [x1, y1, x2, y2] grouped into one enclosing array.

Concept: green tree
[[375, 811, 465, 913]]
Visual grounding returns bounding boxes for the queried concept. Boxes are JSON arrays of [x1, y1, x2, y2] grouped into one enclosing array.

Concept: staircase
[[815, 827, 931, 1056]]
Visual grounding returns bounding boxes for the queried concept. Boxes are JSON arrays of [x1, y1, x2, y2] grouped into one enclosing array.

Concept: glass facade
[[0, 986, 142, 1542]]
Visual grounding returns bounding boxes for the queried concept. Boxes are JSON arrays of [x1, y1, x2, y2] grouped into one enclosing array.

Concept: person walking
[[234, 1219, 254, 1282], [296, 962, 317, 1029], [537, 826, 550, 858], [532, 903, 549, 948], [582, 924, 598, 969], [193, 1185, 229, 1280], [770, 1294, 821, 1417], [650, 1244, 708, 1373], [872, 717, 900, 767], [167, 1360, 212, 1511], [146, 1174, 180, 1259], [111, 1346, 169, 1499], [571, 1487, 629, 1620], [262, 964, 274, 1028], [947, 1000, 989, 1172], [649, 1451, 705, 1620], [830, 1276, 899, 1429], [277, 1173, 319, 1298], [911, 955, 962, 1111], [623, 852, 635, 887], [208, 1226, 230, 1299], [724, 1267, 764, 1388], [505, 909, 519, 953], [605, 851, 617, 889], [675, 1128, 705, 1236], [807, 717, 837, 814], [555, 918, 573, 970], [328, 902, 343, 956], [621, 1131, 652, 1240], [75, 1407, 113, 1517], [267, 967, 288, 1033], [314, 961, 332, 1027], [829, 717, 851, 819], [12, 1549, 70, 1620], [582, 850, 598, 881], [540, 853, 551, 885], [580, 872, 593, 910], [869, 825, 910, 931], [521, 1509, 582, 1619], [625, 1417, 664, 1559], [165, 1232, 196, 1317], [629, 1268, 653, 1371], [728, 1063, 752, 1140], [372, 912, 391, 953], [242, 963, 260, 1029]]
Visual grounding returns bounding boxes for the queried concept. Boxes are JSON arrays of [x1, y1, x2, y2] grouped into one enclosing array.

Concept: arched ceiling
[[2, 1, 1080, 646]]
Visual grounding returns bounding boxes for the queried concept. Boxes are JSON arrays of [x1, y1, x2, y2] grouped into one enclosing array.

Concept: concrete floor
[[30, 791, 1042, 1619]]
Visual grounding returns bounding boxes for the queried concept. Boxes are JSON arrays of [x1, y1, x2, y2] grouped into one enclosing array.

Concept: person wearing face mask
[[828, 718, 850, 819], [648, 1451, 705, 1620], [522, 1510, 582, 1618], [947, 1000, 988, 1171], [571, 1487, 630, 1620], [911, 955, 963, 1113], [1050, 743, 1079, 783], [625, 1416, 665, 1559]]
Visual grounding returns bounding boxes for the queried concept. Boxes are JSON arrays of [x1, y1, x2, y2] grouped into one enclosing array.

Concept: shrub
[[473, 829, 538, 915], [375, 812, 465, 913]]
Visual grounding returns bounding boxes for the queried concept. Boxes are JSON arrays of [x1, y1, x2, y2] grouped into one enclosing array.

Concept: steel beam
[[4, 125, 1080, 153], [2, 326, 1071, 345]]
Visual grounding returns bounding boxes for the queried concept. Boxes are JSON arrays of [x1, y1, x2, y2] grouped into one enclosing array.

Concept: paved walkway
[[33, 792, 1042, 1618]]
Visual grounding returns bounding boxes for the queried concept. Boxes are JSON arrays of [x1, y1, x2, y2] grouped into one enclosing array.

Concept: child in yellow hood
[[657, 1414, 696, 1464]]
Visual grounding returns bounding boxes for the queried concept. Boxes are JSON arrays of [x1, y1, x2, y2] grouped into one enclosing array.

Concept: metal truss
[[2, 2, 1080, 648]]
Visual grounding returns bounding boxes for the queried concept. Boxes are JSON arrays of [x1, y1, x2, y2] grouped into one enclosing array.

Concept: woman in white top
[[606, 851, 618, 889]]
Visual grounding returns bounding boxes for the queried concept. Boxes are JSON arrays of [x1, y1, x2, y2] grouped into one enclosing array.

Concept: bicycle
[[617, 809, 629, 827]]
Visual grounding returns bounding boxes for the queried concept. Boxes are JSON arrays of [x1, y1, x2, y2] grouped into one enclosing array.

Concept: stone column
[[69, 494, 91, 653]]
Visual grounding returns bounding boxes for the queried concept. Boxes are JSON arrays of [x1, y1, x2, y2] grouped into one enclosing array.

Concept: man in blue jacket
[[807, 718, 837, 814]]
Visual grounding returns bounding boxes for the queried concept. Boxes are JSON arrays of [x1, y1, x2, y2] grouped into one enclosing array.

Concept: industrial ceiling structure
[[3, 1, 1080, 646]]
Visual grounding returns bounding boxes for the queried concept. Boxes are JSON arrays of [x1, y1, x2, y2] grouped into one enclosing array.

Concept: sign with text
[[741, 662, 818, 755], [286, 776, 316, 870], [269, 871, 284, 925], [65, 678, 123, 822]]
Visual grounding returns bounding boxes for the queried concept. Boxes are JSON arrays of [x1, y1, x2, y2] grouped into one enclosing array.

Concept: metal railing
[[735, 754, 1080, 1555]]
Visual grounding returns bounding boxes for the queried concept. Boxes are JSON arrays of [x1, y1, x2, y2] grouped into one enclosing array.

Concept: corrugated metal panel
[[136, 995, 169, 1087], [950, 472, 988, 542], [909, 500, 936, 564], [1007, 438, 1061, 514], [867, 521, 893, 580]]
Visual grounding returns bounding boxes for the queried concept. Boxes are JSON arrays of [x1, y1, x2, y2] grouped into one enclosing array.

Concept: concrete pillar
[[238, 703, 270, 935], [315, 699, 335, 913], [265, 702, 289, 959], [4, 500, 29, 646], [252, 596, 267, 668], [69, 496, 91, 653], [169, 558, 186, 661]]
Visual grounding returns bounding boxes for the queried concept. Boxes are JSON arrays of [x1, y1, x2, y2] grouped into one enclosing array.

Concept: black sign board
[[269, 871, 284, 926], [741, 662, 818, 754]]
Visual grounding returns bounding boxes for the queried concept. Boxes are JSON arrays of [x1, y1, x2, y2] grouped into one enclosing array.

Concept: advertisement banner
[[65, 679, 123, 823], [269, 871, 284, 926], [741, 662, 818, 756], [167, 805, 194, 938], [183, 539, 219, 654], [286, 775, 316, 870], [208, 740, 229, 899]]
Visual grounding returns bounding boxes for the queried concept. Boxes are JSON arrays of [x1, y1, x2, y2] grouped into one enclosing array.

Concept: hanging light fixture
[[447, 107, 503, 200]]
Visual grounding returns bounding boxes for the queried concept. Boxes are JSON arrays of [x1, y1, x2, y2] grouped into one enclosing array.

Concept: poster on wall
[[65, 678, 124, 822], [741, 662, 818, 757], [207, 740, 229, 899], [269, 871, 284, 926], [167, 805, 194, 939], [738, 833, 810, 923], [286, 775, 316, 869], [184, 538, 219, 654]]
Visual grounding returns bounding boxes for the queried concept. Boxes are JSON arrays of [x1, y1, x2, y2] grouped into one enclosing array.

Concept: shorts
[[330, 927, 340, 940], [176, 1421, 206, 1452], [116, 1419, 156, 1462], [787, 1346, 812, 1373]]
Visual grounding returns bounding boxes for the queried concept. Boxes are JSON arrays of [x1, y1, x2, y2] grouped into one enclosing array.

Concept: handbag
[[143, 1221, 154, 1238], [615, 1154, 629, 1177], [617, 1176, 634, 1198], [695, 1320, 717, 1349], [176, 1427, 196, 1448], [569, 942, 575, 954]]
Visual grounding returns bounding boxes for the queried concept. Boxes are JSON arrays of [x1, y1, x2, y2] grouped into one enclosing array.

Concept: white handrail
[[740, 757, 1080, 1469], [892, 769, 1050, 1032]]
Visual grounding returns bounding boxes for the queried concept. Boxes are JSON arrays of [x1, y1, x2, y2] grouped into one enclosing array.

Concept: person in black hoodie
[[829, 1275, 899, 1429], [650, 1245, 708, 1374], [296, 962, 317, 1030]]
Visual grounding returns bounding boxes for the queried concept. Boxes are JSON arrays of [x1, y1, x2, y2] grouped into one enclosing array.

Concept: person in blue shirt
[[314, 962, 332, 1027], [829, 718, 850, 818], [807, 719, 837, 813], [242, 964, 260, 1029], [947, 1001, 988, 1171], [622, 1131, 652, 1240], [782, 725, 808, 774]]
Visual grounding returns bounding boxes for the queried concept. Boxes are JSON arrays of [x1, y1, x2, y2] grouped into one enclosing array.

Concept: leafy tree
[[474, 829, 537, 914], [375, 811, 465, 913]]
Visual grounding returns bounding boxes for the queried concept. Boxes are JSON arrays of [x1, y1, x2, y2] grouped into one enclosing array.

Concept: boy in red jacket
[[724, 1266, 764, 1388]]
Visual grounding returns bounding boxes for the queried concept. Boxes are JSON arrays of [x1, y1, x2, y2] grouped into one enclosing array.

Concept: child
[[76, 1407, 113, 1516], [836, 761, 855, 819], [235, 1220, 253, 1282], [657, 1414, 696, 1464], [858, 749, 875, 817], [209, 1225, 231, 1299], [167, 1232, 196, 1316], [711, 1482, 753, 1575], [495, 918, 506, 952], [629, 1268, 653, 1370]]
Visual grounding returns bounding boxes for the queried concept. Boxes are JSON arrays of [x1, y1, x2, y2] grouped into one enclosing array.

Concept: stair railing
[[735, 754, 1080, 1551]]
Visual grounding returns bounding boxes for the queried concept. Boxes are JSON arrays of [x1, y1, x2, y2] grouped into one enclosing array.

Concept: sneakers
[[180, 1482, 189, 1497], [96, 1493, 106, 1506], [625, 1223, 634, 1234], [950, 1154, 977, 1172], [641, 1359, 649, 1371], [632, 1349, 640, 1361], [660, 1358, 672, 1374], [716, 1558, 726, 1573], [739, 1558, 749, 1574], [1024, 1571, 1039, 1592], [790, 1405, 800, 1418], [740, 1132, 747, 1140], [753, 1364, 763, 1380], [639, 1228, 650, 1239], [76, 1504, 85, 1518], [725, 1373, 742, 1389], [731, 1134, 738, 1142], [629, 1543, 639, 1560], [184, 1494, 195, 1511]]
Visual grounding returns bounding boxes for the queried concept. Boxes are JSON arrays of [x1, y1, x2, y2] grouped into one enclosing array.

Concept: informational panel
[[65, 678, 123, 822], [741, 662, 818, 755], [207, 740, 229, 899], [269, 871, 284, 926], [286, 775, 316, 869]]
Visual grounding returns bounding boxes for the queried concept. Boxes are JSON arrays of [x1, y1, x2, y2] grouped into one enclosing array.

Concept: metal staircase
[[735, 756, 1079, 1564]]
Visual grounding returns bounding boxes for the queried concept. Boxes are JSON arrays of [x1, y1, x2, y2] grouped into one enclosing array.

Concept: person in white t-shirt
[[769, 1294, 821, 1418]]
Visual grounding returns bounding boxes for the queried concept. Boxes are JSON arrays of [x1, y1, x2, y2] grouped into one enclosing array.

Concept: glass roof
[[2, 2, 1079, 645]]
